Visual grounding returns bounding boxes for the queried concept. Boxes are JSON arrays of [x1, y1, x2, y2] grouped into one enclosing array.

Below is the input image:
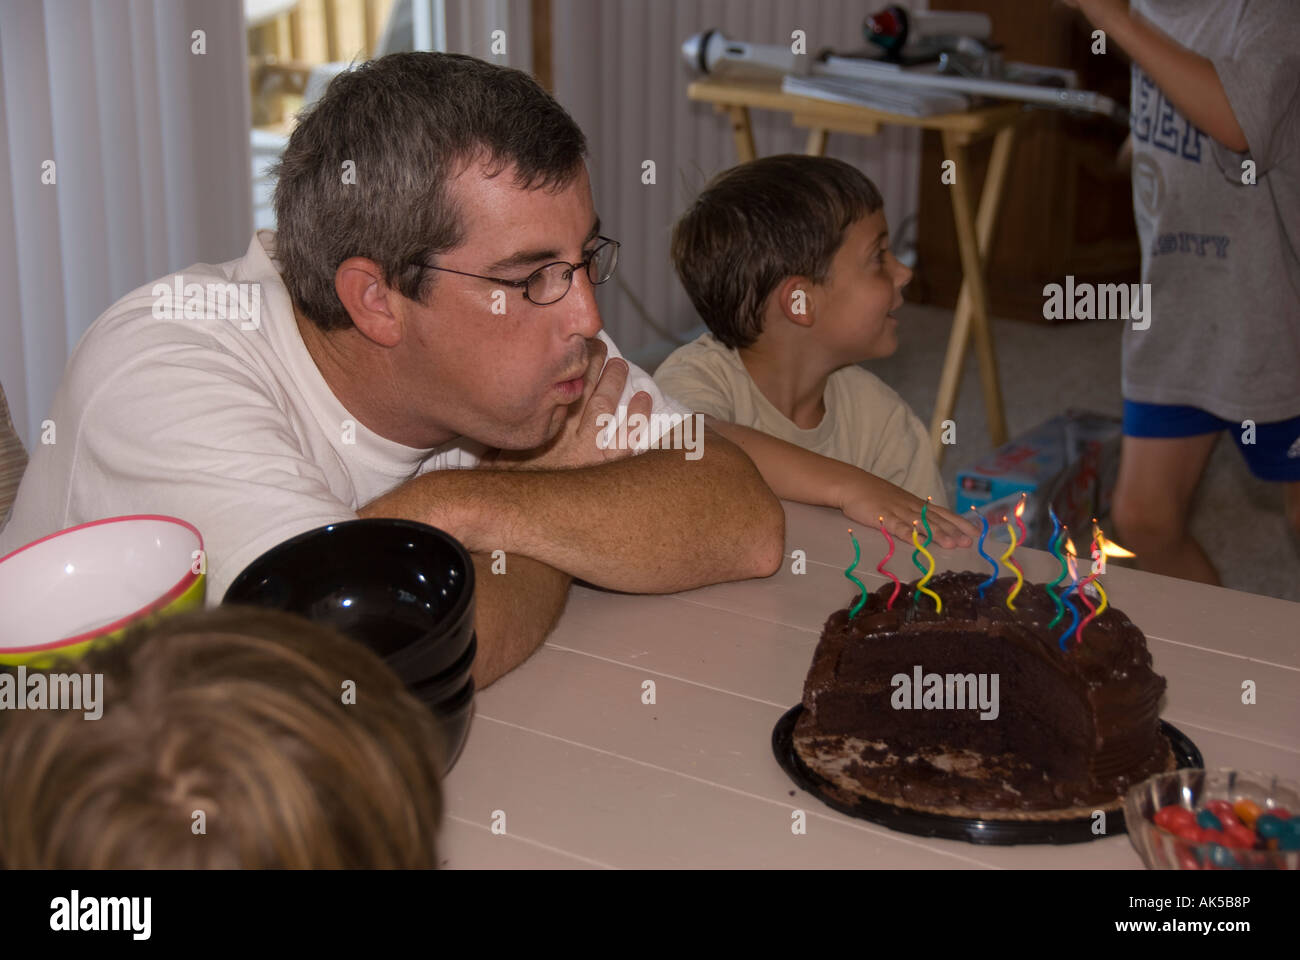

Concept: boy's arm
[[702, 417, 976, 549], [1066, 0, 1248, 151]]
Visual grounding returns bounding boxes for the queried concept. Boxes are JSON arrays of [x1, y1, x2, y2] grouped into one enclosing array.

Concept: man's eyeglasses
[[416, 237, 620, 306]]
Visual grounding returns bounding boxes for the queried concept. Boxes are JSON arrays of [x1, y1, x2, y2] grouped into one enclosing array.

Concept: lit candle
[[1074, 520, 1129, 643], [973, 506, 998, 600], [877, 516, 901, 611], [911, 521, 942, 613], [1046, 509, 1068, 628], [845, 528, 869, 619], [911, 497, 933, 578], [1057, 537, 1081, 650], [1001, 512, 1024, 611]]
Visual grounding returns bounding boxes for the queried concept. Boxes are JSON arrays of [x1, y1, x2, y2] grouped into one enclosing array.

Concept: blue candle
[[973, 506, 998, 599]]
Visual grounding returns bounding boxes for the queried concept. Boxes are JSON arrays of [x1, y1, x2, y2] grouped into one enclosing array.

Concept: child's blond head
[[0, 606, 445, 868]]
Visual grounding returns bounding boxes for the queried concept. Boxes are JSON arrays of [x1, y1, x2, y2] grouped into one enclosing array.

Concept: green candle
[[845, 528, 868, 619]]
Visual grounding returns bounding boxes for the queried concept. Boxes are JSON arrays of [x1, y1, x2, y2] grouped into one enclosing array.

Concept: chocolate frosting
[[796, 571, 1170, 812]]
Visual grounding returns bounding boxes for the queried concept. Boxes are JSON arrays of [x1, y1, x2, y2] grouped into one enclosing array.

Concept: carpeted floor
[[865, 303, 1300, 603]]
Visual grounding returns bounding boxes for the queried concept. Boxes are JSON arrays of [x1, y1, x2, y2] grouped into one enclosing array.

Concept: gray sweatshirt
[[1125, 0, 1300, 423]]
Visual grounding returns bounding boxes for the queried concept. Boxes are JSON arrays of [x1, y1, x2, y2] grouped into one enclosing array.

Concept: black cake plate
[[772, 705, 1203, 846]]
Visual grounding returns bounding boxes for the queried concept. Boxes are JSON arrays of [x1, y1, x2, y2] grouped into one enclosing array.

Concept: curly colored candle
[[1046, 513, 1068, 628], [1057, 585, 1080, 651], [911, 521, 942, 613], [845, 529, 869, 619], [911, 498, 933, 577], [1074, 572, 1101, 644], [973, 506, 998, 599], [1089, 525, 1111, 617], [876, 516, 901, 611], [1090, 572, 1109, 618], [1000, 515, 1024, 610]]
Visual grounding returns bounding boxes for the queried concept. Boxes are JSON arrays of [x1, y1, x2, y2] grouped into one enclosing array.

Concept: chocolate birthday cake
[[793, 571, 1172, 819]]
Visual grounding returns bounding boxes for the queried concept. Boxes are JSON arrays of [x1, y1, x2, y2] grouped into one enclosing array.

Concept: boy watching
[[656, 155, 976, 547], [0, 607, 445, 869]]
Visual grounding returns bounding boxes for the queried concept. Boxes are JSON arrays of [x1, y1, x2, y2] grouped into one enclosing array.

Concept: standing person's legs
[[1234, 415, 1300, 547], [1112, 405, 1223, 584], [1286, 483, 1300, 543]]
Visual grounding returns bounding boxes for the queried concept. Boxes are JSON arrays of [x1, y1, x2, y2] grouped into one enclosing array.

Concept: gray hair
[[272, 53, 588, 331]]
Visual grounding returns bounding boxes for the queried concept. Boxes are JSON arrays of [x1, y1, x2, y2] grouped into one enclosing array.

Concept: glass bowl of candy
[[1125, 769, 1300, 870]]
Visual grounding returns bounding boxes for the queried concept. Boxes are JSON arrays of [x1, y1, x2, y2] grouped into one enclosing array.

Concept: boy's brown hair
[[670, 154, 884, 350], [0, 606, 445, 869]]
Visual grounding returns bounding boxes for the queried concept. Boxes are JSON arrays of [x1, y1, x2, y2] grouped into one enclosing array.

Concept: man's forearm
[[1097, 6, 1249, 152], [470, 551, 571, 689], [359, 429, 784, 592]]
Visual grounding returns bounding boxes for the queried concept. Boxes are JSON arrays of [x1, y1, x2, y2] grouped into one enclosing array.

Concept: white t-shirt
[[0, 231, 689, 603]]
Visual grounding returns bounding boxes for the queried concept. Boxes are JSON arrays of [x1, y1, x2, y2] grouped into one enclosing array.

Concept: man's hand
[[484, 337, 654, 471], [839, 472, 976, 549]]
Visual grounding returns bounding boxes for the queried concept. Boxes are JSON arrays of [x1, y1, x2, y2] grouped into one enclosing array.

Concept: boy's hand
[[840, 473, 976, 549], [483, 337, 654, 471]]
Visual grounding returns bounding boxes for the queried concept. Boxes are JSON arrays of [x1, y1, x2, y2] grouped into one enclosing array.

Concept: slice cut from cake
[[794, 571, 1171, 818]]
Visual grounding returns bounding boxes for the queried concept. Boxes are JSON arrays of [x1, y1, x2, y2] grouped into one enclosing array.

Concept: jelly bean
[[1197, 828, 1224, 845], [1223, 825, 1256, 850], [1208, 844, 1237, 868], [1175, 847, 1200, 870], [1279, 834, 1300, 852], [1154, 805, 1196, 830], [1196, 809, 1224, 832], [1271, 808, 1291, 820], [1233, 799, 1263, 827], [1170, 822, 1201, 843], [1283, 818, 1300, 838], [1207, 799, 1235, 819], [1257, 814, 1284, 839]]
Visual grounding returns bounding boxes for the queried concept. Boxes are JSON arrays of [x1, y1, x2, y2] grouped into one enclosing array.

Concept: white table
[[439, 501, 1300, 868]]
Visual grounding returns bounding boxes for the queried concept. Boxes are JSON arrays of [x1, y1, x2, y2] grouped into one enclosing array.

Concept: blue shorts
[[1123, 401, 1300, 482]]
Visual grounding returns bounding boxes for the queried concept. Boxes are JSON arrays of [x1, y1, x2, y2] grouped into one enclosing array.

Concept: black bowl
[[408, 633, 478, 706], [427, 677, 475, 771], [222, 518, 476, 687]]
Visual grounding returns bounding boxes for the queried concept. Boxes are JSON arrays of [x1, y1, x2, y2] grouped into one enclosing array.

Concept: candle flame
[[1064, 536, 1078, 557], [1091, 521, 1136, 559], [1015, 494, 1026, 518], [1097, 534, 1136, 559]]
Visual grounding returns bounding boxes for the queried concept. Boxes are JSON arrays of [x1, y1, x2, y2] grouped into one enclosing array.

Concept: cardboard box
[[955, 410, 1122, 549]]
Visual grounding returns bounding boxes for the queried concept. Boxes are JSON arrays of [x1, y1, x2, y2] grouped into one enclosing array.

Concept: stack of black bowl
[[223, 518, 476, 773]]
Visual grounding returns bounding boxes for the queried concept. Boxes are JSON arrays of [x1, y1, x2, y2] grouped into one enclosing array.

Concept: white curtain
[[0, 0, 252, 450]]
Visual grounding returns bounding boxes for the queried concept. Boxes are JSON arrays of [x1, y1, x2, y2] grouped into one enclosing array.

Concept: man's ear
[[772, 275, 816, 329], [334, 257, 404, 347]]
